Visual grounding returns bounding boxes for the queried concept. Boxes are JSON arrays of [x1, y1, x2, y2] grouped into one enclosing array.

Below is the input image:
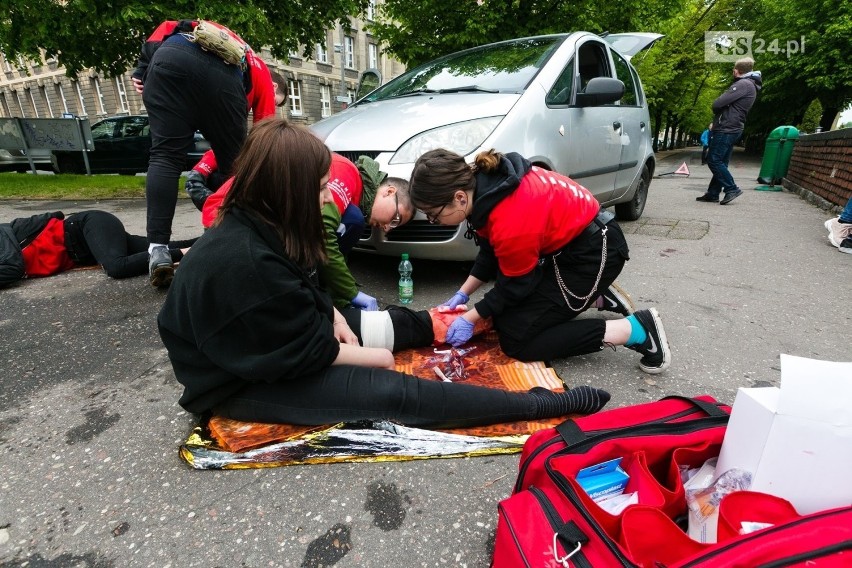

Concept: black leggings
[[213, 365, 537, 429], [496, 221, 630, 361], [66, 211, 196, 278], [142, 37, 247, 244]]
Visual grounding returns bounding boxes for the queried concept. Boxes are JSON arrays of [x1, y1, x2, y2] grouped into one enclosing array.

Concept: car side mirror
[[575, 77, 625, 107]]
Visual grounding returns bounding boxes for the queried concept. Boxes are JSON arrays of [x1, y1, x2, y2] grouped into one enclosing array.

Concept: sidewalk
[[0, 150, 849, 567]]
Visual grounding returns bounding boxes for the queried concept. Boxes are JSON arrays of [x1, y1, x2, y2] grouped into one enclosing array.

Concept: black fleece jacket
[[157, 208, 341, 414]]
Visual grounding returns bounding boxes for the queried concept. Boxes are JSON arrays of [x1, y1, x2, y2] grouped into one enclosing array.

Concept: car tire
[[615, 165, 649, 221], [57, 155, 83, 175]]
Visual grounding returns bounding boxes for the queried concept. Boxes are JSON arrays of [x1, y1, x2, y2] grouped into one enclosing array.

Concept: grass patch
[[0, 173, 189, 200]]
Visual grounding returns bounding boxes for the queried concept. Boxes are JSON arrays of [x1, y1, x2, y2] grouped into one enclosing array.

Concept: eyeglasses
[[425, 202, 449, 224], [388, 193, 402, 229]]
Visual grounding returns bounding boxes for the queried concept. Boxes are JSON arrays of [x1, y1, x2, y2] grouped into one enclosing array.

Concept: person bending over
[[157, 119, 610, 428], [0, 210, 195, 287], [409, 148, 672, 374], [194, 152, 414, 310]]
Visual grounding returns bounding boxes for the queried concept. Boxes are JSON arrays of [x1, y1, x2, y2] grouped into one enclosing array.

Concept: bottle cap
[[401, 253, 409, 260]]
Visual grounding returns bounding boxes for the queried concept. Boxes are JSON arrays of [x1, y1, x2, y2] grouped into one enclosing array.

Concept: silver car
[[311, 32, 661, 260]]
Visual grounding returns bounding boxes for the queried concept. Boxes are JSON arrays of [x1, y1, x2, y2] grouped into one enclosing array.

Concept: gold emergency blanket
[[180, 332, 567, 469]]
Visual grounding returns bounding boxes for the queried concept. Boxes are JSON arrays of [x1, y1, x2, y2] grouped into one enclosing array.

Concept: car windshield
[[360, 36, 564, 103]]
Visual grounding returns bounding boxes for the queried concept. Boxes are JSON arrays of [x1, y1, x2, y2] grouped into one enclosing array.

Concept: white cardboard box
[[716, 354, 852, 514]]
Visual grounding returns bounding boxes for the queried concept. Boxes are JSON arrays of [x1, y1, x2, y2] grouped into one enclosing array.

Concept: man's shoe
[[626, 308, 671, 374], [720, 188, 743, 205], [597, 283, 635, 316], [149, 246, 174, 288], [840, 236, 852, 254], [825, 217, 852, 248], [695, 194, 718, 202]]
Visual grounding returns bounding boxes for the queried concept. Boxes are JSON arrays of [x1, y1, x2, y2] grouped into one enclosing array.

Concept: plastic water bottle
[[398, 253, 413, 304]]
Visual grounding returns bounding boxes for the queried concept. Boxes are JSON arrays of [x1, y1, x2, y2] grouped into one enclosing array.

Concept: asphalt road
[[1, 149, 849, 567]]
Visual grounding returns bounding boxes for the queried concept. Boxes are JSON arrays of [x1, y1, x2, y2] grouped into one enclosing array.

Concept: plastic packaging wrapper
[[180, 331, 570, 469], [430, 305, 492, 346], [684, 457, 753, 543]]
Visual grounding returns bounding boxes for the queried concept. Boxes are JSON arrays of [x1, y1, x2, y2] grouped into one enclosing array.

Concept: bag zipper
[[496, 503, 532, 568], [678, 508, 852, 567], [529, 486, 593, 568], [514, 406, 722, 493], [757, 542, 852, 567]]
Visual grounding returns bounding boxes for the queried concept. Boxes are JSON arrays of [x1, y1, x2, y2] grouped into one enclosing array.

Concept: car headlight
[[389, 116, 503, 165]]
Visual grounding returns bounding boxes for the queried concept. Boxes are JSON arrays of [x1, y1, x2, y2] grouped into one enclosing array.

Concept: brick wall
[[784, 129, 852, 211]]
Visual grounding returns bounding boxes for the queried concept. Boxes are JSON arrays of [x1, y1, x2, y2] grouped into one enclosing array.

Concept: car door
[[610, 49, 649, 198], [541, 37, 621, 203], [112, 116, 150, 172], [88, 118, 121, 172]]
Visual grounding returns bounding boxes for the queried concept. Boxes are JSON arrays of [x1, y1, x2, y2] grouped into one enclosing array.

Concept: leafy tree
[[797, 99, 823, 133], [0, 0, 368, 77]]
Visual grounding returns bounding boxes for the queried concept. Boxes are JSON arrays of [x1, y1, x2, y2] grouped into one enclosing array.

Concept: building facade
[[0, 11, 405, 127]]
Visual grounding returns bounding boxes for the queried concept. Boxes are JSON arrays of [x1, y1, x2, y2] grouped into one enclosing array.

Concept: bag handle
[[660, 395, 728, 418], [555, 396, 728, 446]]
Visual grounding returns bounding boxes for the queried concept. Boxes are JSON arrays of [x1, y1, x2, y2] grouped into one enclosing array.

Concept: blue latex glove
[[445, 316, 475, 347], [352, 290, 379, 311], [441, 289, 470, 310]]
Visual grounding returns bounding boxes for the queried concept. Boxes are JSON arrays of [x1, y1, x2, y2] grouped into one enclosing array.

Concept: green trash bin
[[756, 126, 799, 190]]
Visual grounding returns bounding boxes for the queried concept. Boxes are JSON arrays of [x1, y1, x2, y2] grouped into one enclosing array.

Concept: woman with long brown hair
[[409, 148, 671, 374], [157, 119, 610, 427]]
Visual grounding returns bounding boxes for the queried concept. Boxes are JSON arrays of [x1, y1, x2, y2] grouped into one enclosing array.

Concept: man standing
[[696, 57, 762, 205]]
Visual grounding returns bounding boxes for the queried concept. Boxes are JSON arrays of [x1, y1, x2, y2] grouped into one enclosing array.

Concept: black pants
[[495, 220, 630, 361], [213, 365, 538, 428], [142, 37, 247, 244], [65, 211, 196, 278]]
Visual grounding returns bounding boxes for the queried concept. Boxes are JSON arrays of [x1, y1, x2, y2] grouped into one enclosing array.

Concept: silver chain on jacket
[[552, 226, 608, 312]]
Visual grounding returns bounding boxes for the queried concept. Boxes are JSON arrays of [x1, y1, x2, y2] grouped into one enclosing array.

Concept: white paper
[[778, 354, 852, 425]]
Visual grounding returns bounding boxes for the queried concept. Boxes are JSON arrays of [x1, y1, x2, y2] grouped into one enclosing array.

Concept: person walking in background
[[696, 57, 762, 205], [825, 196, 852, 254], [131, 19, 281, 288], [700, 123, 712, 165], [408, 148, 671, 375], [0, 210, 196, 287], [157, 119, 611, 429]]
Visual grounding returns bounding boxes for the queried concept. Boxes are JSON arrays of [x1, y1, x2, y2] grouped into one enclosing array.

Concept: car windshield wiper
[[383, 88, 439, 100], [436, 85, 500, 94]]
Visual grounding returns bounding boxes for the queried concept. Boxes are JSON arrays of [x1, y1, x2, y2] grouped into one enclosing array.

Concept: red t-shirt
[[477, 166, 599, 277], [21, 218, 75, 277]]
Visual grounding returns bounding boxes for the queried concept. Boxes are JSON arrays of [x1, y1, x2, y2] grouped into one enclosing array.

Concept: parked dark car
[[52, 115, 209, 175]]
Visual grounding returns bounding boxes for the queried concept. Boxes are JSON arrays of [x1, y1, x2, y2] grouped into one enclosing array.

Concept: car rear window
[[362, 36, 564, 102]]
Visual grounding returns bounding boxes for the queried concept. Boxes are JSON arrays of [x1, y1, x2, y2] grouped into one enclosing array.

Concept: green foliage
[[797, 99, 823, 133], [0, 172, 159, 199], [0, 0, 368, 77]]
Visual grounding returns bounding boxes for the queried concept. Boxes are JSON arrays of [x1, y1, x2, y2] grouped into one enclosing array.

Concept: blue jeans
[[705, 131, 742, 198], [840, 197, 852, 224]]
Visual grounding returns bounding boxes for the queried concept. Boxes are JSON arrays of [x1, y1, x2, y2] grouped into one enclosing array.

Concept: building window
[[27, 88, 39, 117], [93, 77, 107, 115], [366, 0, 377, 20], [1, 53, 11, 73], [368, 44, 379, 69], [74, 80, 88, 116], [344, 36, 355, 69], [320, 85, 331, 117], [347, 88, 357, 104], [316, 42, 328, 64], [40, 86, 54, 117], [57, 83, 70, 114], [115, 77, 130, 114], [288, 80, 303, 116], [15, 91, 26, 116]]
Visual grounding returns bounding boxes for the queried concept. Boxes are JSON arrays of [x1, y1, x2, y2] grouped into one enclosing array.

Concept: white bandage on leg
[[360, 310, 395, 350]]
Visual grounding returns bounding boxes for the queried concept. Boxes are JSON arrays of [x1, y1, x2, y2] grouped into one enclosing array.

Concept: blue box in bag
[[576, 457, 629, 501]]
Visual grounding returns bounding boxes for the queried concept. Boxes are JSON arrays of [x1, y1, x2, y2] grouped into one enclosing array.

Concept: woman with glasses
[[196, 152, 413, 310], [409, 148, 672, 375], [157, 119, 612, 428]]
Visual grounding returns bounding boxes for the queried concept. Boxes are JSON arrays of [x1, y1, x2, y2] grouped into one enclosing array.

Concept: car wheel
[[57, 155, 83, 175], [615, 165, 650, 221]]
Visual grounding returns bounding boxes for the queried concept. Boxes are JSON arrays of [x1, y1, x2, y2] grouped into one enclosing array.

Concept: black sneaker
[[626, 308, 671, 374], [695, 194, 718, 203], [720, 188, 743, 205], [597, 283, 635, 316], [149, 245, 174, 288], [840, 236, 852, 255]]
